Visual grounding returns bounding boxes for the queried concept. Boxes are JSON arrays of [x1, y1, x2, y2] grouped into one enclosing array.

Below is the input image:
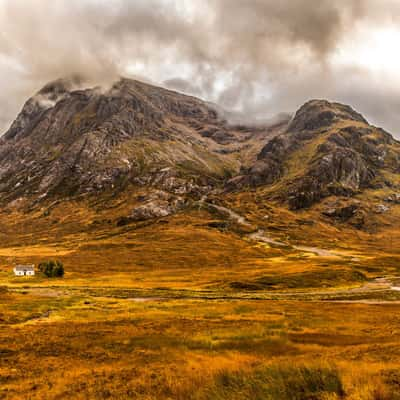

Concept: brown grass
[[1, 294, 400, 399], [1, 188, 400, 398]]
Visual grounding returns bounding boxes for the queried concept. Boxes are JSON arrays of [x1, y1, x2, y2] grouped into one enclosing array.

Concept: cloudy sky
[[1, 0, 400, 135]]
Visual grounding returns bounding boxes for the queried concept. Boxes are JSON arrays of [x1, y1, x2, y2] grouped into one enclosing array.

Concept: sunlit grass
[[1, 292, 400, 399], [1, 188, 400, 398]]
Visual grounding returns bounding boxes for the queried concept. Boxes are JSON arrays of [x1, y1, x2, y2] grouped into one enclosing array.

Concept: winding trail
[[203, 201, 252, 227], [204, 200, 359, 259]]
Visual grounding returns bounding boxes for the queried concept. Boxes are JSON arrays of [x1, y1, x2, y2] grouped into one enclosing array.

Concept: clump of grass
[[380, 370, 400, 399], [196, 364, 345, 400], [229, 269, 367, 291], [254, 270, 366, 290]]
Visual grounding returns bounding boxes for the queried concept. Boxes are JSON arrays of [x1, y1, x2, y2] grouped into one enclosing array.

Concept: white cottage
[[13, 265, 35, 276]]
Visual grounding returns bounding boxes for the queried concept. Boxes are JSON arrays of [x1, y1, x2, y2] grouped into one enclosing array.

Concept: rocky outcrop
[[384, 193, 400, 204], [322, 202, 360, 221], [375, 204, 390, 214], [129, 191, 186, 221], [287, 99, 368, 133], [321, 200, 366, 228], [117, 191, 186, 224]]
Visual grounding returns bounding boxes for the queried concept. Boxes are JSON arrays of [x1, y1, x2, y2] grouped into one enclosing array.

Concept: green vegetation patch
[[197, 364, 344, 400], [231, 269, 367, 291]]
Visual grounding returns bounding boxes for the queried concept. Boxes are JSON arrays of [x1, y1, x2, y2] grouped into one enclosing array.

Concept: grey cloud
[[163, 78, 203, 96], [0, 0, 399, 135]]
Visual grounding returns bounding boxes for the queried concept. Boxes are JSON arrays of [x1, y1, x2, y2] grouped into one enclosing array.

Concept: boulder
[[322, 202, 360, 221], [375, 204, 390, 214], [384, 193, 400, 204]]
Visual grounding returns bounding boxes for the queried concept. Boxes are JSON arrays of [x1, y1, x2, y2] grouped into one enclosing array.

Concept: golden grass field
[[1, 188, 400, 399]]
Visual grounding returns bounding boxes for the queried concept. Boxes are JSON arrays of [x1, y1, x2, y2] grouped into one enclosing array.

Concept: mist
[[1, 0, 400, 135]]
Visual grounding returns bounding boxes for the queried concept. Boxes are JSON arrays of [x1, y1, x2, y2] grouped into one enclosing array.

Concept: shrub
[[38, 260, 64, 278]]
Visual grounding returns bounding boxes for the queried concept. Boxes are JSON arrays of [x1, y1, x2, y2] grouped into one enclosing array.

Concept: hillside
[[0, 78, 399, 273]]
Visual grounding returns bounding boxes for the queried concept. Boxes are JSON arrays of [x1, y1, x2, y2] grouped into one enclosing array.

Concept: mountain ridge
[[0, 77, 399, 232], [0, 77, 288, 206]]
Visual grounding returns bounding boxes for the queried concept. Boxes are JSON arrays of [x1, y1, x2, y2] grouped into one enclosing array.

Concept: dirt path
[[248, 230, 288, 247], [9, 275, 400, 304], [204, 202, 253, 227], [248, 229, 360, 259], [202, 200, 360, 260]]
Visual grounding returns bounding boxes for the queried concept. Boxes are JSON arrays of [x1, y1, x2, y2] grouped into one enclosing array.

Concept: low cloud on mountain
[[0, 0, 400, 134]]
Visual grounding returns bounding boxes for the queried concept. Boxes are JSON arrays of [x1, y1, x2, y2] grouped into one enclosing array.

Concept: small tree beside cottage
[[38, 260, 65, 278]]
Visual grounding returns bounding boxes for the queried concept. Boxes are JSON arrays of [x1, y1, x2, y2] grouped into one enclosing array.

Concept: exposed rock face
[[384, 193, 400, 204], [231, 99, 400, 209], [128, 191, 186, 222], [376, 204, 390, 214], [4, 78, 77, 141], [322, 202, 360, 221]]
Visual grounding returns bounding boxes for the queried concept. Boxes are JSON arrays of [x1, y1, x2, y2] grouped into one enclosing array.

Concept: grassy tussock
[[196, 364, 344, 400]]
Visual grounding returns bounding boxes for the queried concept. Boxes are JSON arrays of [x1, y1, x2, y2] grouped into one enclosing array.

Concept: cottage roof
[[14, 265, 35, 271]]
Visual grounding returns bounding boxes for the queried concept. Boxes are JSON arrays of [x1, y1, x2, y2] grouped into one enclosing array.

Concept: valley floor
[[1, 195, 400, 399], [1, 285, 400, 399]]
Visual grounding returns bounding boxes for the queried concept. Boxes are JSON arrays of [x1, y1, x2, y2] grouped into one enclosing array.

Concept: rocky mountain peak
[[38, 76, 83, 96], [3, 76, 86, 141], [230, 99, 400, 209], [287, 99, 368, 133], [0, 77, 285, 205]]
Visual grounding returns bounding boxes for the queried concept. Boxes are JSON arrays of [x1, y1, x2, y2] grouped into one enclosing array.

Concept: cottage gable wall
[[13, 265, 35, 276]]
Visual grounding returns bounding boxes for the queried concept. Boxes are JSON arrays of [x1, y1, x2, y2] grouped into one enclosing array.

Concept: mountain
[[0, 77, 286, 207], [232, 99, 400, 210], [1, 77, 400, 232]]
